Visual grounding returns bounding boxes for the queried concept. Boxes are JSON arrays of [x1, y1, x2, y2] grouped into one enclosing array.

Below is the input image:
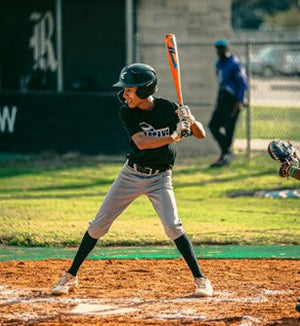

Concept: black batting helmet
[[113, 63, 158, 99]]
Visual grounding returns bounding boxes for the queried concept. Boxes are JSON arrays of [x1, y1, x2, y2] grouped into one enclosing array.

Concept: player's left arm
[[234, 61, 248, 106], [190, 120, 206, 139], [230, 60, 248, 116]]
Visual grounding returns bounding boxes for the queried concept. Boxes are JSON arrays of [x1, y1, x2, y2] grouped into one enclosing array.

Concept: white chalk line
[[0, 285, 289, 324]]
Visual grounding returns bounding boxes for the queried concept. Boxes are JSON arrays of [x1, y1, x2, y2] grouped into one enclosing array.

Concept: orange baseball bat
[[165, 33, 190, 137], [164, 33, 183, 106]]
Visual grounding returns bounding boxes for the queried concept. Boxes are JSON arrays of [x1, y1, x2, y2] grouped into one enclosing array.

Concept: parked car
[[246, 45, 300, 77], [281, 51, 300, 76]]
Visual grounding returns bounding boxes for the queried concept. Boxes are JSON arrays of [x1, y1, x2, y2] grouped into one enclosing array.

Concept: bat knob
[[181, 129, 191, 137]]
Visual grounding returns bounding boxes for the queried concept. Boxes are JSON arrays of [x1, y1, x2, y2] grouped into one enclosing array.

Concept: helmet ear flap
[[136, 79, 157, 99], [117, 89, 125, 103]]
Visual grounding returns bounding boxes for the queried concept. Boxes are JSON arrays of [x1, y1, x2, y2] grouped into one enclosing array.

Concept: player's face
[[123, 87, 144, 108], [216, 46, 228, 59]]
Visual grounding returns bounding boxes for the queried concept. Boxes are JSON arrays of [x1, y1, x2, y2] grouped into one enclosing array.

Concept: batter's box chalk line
[[70, 303, 139, 316], [149, 309, 207, 320], [0, 285, 291, 322]]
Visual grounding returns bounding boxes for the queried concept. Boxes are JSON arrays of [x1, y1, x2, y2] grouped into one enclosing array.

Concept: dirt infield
[[0, 259, 299, 326]]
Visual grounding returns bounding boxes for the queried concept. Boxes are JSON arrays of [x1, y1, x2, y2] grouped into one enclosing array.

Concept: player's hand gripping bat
[[165, 33, 191, 137]]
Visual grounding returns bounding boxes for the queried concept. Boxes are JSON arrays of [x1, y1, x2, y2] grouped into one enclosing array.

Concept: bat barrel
[[164, 34, 183, 106]]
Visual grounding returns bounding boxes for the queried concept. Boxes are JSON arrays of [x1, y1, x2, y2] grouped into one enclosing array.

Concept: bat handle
[[180, 118, 191, 137], [181, 127, 191, 137], [181, 130, 190, 137], [178, 104, 191, 137]]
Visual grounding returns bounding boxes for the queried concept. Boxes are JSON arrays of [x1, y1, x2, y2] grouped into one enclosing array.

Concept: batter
[[51, 63, 213, 297]]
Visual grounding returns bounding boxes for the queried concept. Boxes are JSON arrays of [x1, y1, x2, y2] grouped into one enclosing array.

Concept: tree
[[232, 0, 299, 29], [264, 6, 300, 28]]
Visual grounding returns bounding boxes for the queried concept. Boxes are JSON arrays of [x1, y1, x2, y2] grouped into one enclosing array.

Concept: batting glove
[[171, 121, 190, 141], [177, 105, 196, 125]]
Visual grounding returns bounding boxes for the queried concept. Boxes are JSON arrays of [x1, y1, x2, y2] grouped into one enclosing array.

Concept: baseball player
[[269, 142, 300, 312], [280, 159, 300, 313], [209, 39, 248, 167], [281, 162, 300, 313], [51, 63, 213, 297], [283, 162, 300, 313]]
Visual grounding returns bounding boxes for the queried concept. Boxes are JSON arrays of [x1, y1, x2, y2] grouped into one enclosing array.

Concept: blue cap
[[214, 39, 228, 47]]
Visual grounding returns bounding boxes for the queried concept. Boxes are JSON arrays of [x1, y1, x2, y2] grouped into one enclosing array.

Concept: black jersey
[[119, 98, 179, 170]]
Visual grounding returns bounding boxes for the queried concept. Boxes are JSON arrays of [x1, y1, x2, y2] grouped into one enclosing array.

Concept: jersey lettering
[[139, 122, 170, 137]]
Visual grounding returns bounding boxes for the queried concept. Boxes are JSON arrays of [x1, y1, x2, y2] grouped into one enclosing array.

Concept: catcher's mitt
[[267, 140, 299, 178]]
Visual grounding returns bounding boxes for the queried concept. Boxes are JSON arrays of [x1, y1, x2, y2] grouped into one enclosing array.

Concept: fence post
[[56, 0, 63, 93], [245, 41, 251, 162]]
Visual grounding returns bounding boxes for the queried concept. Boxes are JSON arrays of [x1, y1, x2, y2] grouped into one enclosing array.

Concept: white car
[[249, 45, 300, 77]]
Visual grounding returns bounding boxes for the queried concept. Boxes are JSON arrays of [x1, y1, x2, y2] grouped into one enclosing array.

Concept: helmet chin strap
[[117, 90, 126, 104]]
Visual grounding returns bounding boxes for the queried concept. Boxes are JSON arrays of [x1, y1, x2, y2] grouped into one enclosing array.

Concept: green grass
[[0, 153, 299, 247], [236, 105, 300, 139]]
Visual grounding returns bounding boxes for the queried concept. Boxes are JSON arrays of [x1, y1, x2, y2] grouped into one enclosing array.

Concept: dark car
[[250, 45, 300, 77]]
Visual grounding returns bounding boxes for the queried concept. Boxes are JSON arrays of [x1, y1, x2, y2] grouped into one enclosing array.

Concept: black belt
[[127, 160, 168, 175]]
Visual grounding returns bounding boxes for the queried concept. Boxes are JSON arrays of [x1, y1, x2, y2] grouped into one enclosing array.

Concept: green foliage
[[232, 0, 296, 29], [264, 7, 300, 28], [236, 106, 300, 139], [0, 153, 299, 247]]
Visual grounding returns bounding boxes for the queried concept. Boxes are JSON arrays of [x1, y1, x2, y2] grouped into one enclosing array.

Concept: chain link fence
[[231, 41, 300, 163], [139, 39, 300, 162]]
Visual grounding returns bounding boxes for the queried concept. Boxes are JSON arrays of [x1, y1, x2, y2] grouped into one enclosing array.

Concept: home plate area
[[0, 286, 283, 324], [0, 259, 299, 325]]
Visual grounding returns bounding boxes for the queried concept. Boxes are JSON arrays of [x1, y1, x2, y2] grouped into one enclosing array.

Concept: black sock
[[68, 231, 98, 276], [174, 233, 204, 278]]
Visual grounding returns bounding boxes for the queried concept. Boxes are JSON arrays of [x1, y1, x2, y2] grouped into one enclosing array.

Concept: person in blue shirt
[[209, 39, 248, 167]]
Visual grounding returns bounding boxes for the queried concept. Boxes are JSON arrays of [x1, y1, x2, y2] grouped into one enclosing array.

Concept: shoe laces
[[56, 272, 74, 286], [195, 277, 208, 288]]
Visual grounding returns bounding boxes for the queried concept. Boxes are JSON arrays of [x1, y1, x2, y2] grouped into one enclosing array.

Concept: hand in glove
[[176, 105, 196, 125], [171, 120, 190, 141]]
